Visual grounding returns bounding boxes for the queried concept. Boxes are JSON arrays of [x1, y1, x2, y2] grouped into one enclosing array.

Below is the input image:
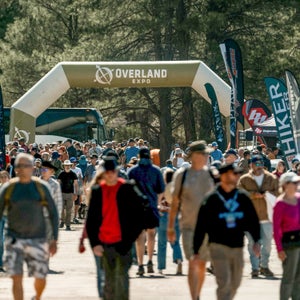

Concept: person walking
[[0, 170, 10, 272], [167, 140, 215, 300], [0, 153, 59, 300], [193, 163, 261, 300], [58, 160, 78, 230], [128, 147, 165, 276], [273, 172, 300, 300], [238, 155, 279, 278], [84, 154, 99, 185], [85, 157, 144, 300], [157, 168, 183, 275], [40, 161, 63, 219]]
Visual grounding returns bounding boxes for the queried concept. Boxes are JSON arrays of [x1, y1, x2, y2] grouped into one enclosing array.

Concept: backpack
[[3, 177, 53, 240]]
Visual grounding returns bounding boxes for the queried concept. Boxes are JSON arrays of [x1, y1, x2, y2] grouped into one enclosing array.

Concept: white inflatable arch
[[10, 61, 231, 143]]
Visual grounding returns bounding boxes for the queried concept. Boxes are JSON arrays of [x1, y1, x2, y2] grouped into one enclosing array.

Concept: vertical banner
[[0, 85, 6, 170], [242, 99, 272, 127], [285, 70, 300, 154], [229, 89, 236, 148], [205, 83, 227, 152], [219, 39, 245, 148], [242, 98, 272, 144], [264, 77, 297, 168]]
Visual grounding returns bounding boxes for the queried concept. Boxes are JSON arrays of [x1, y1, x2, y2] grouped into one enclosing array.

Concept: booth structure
[[10, 61, 231, 143]]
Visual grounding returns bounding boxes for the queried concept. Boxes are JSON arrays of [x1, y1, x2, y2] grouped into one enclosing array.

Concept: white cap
[[279, 172, 300, 186]]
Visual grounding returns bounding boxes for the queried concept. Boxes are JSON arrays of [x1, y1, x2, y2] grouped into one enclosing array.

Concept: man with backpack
[[0, 153, 59, 300], [168, 140, 215, 300]]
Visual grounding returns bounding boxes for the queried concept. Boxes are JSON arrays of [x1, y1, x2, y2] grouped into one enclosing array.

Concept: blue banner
[[0, 85, 6, 170], [264, 77, 297, 168], [205, 83, 226, 152]]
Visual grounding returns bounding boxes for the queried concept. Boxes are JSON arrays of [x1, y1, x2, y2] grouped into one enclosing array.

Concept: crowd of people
[[0, 136, 299, 300]]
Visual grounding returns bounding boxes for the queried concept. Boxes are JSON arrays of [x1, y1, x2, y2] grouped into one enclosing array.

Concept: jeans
[[0, 217, 6, 267], [94, 255, 105, 298], [102, 245, 132, 300], [246, 222, 273, 270], [157, 212, 183, 270]]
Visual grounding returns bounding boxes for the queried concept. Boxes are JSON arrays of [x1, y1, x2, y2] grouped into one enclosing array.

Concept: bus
[[4, 107, 108, 143]]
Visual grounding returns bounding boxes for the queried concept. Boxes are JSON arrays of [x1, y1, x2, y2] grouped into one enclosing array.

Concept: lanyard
[[216, 189, 239, 212]]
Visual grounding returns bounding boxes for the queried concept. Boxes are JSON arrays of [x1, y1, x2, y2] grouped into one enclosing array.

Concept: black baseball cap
[[219, 163, 243, 174]]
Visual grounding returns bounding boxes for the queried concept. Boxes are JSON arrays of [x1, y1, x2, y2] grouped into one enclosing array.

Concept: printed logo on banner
[[94, 65, 168, 85], [247, 109, 268, 125], [265, 77, 297, 168]]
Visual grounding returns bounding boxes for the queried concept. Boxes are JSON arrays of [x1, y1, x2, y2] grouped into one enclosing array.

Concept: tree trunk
[[158, 88, 172, 166]]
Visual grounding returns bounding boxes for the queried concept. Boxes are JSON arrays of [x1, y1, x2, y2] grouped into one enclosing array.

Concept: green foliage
[[0, 0, 299, 157]]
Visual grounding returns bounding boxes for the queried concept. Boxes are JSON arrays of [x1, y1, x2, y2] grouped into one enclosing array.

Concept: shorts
[[181, 228, 210, 261], [4, 237, 49, 278]]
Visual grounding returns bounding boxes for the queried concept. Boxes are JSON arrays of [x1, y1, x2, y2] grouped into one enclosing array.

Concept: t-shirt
[[99, 179, 124, 244], [254, 174, 264, 188], [210, 149, 223, 161], [58, 171, 78, 193], [85, 164, 96, 183], [171, 166, 214, 230], [124, 146, 139, 163], [71, 167, 83, 187]]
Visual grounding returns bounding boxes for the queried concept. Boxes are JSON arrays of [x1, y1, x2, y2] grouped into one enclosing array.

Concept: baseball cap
[[219, 163, 243, 175], [52, 151, 61, 159], [251, 155, 264, 164], [41, 161, 58, 171], [188, 140, 210, 154], [70, 157, 77, 163], [212, 142, 218, 147], [102, 157, 118, 171], [279, 172, 300, 186], [175, 148, 182, 155], [64, 138, 72, 144], [128, 138, 135, 143], [292, 158, 299, 164], [225, 149, 238, 157], [139, 147, 150, 159]]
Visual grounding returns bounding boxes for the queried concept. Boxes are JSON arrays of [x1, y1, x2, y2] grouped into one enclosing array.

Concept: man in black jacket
[[193, 163, 261, 300], [86, 157, 144, 300]]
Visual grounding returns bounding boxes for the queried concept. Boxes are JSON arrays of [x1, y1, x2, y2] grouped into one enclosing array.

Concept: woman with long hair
[[78, 166, 105, 299]]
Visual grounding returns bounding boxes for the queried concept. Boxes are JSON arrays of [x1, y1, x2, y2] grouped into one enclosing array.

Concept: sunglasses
[[15, 164, 33, 169], [41, 168, 50, 172], [254, 162, 264, 166]]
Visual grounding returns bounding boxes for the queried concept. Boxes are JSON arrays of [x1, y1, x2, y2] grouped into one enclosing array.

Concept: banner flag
[[205, 83, 226, 152], [242, 99, 272, 128], [242, 98, 272, 144], [264, 77, 297, 168], [219, 38, 245, 127], [285, 70, 300, 154], [0, 85, 6, 170], [229, 89, 236, 148]]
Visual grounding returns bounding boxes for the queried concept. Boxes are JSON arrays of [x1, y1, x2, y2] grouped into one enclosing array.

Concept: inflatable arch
[[10, 61, 231, 143]]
